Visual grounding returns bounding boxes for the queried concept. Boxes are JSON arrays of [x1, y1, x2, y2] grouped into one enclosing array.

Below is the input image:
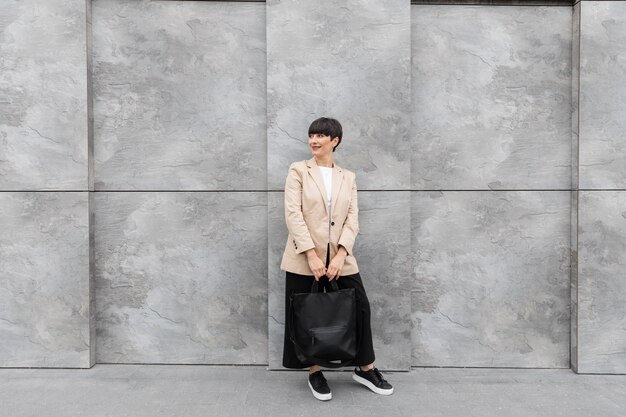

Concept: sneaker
[[308, 370, 332, 401], [352, 366, 394, 395]]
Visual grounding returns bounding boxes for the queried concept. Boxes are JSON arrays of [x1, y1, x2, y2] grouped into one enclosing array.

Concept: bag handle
[[310, 278, 340, 293]]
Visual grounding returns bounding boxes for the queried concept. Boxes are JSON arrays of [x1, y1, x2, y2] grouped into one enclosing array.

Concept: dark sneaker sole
[[308, 379, 332, 401], [352, 373, 394, 395]]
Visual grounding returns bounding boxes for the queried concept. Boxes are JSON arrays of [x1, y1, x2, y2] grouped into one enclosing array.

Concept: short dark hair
[[308, 117, 343, 152]]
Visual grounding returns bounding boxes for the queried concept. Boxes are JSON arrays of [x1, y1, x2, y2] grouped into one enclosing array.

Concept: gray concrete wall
[[411, 4, 572, 369], [571, 0, 626, 374], [0, 0, 624, 373], [91, 0, 267, 364], [0, 0, 92, 367]]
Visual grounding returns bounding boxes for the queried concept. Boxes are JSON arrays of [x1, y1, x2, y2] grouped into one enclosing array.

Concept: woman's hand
[[326, 247, 347, 281], [306, 250, 326, 281]]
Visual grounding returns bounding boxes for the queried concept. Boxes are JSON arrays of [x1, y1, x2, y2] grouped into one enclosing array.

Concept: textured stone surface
[[571, 188, 579, 369], [578, 2, 626, 189], [411, 5, 572, 190], [411, 191, 571, 367], [0, 0, 89, 190], [266, 0, 411, 190], [269, 191, 412, 370], [0, 192, 90, 367], [87, 0, 96, 365], [577, 191, 626, 374], [91, 0, 266, 190], [572, 1, 626, 374], [267, 191, 287, 369], [570, 1, 581, 372], [94, 192, 267, 364], [89, 191, 96, 366]]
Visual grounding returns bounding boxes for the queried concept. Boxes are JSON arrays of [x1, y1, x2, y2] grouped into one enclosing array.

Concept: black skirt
[[282, 243, 376, 369]]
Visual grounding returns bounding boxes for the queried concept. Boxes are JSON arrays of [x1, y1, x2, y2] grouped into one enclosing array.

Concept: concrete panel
[[267, 0, 410, 190], [579, 2, 626, 189], [411, 5, 572, 190], [577, 191, 626, 373], [0, 192, 90, 367], [267, 191, 286, 370], [95, 192, 267, 364], [92, 0, 266, 190], [269, 190, 412, 370], [411, 191, 570, 367], [0, 0, 89, 190], [571, 0, 581, 371], [572, 1, 626, 374]]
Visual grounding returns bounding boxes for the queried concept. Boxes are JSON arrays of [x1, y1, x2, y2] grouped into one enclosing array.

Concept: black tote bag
[[289, 278, 357, 368]]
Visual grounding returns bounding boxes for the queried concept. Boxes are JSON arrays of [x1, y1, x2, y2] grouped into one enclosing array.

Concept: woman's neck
[[315, 156, 334, 168]]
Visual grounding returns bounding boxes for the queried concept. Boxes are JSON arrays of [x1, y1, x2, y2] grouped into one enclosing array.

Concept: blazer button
[[331, 221, 335, 226]]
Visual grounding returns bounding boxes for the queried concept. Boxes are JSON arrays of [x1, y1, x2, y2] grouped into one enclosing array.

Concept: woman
[[280, 117, 393, 401]]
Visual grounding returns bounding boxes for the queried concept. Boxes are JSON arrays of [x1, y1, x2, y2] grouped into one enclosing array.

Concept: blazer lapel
[[330, 163, 344, 218], [306, 157, 329, 215]]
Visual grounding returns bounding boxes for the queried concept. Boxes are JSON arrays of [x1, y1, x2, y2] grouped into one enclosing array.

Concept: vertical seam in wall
[[571, 0, 581, 372], [574, 0, 581, 370], [409, 4, 413, 369], [86, 0, 95, 367], [265, 0, 270, 367]]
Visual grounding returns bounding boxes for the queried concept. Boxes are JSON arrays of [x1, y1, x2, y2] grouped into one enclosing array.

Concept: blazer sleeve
[[338, 172, 359, 257], [284, 162, 316, 254]]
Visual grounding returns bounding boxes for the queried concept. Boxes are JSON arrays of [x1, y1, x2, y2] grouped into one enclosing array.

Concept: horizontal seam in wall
[[4, 189, 620, 193]]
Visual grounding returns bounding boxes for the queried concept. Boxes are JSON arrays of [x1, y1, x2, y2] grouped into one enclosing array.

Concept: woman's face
[[308, 133, 338, 157]]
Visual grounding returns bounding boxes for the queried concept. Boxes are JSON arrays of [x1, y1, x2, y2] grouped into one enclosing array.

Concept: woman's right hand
[[306, 249, 326, 281]]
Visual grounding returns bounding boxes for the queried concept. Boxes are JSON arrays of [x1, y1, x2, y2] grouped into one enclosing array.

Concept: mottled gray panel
[[571, 189, 579, 371], [0, 0, 88, 190], [357, 191, 412, 370], [571, 1, 581, 372], [577, 191, 626, 374], [0, 192, 90, 367], [89, 191, 96, 366], [269, 191, 412, 370], [267, 192, 287, 370], [92, 0, 266, 190], [267, 0, 410, 190], [87, 0, 95, 364], [571, 2, 580, 193], [412, 191, 570, 367], [411, 5, 572, 190], [87, 0, 94, 192], [95, 192, 267, 364], [578, 2, 626, 189]]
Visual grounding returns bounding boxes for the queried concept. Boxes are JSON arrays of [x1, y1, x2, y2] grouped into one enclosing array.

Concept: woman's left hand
[[326, 252, 346, 281]]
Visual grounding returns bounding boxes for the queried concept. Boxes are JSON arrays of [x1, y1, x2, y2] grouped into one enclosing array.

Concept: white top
[[318, 166, 333, 206], [319, 166, 333, 244]]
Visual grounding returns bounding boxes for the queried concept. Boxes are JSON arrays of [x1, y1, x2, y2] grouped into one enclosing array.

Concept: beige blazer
[[280, 156, 360, 276]]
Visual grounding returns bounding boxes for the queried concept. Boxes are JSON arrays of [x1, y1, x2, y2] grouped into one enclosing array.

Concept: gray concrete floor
[[1, 365, 625, 417]]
